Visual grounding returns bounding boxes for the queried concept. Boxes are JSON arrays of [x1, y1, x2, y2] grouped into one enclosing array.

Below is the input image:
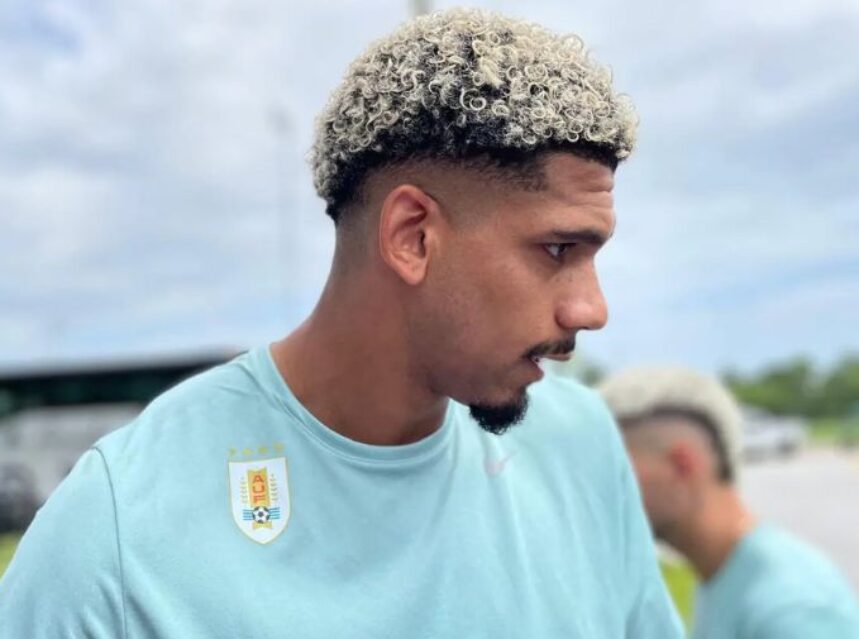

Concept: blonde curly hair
[[311, 8, 638, 221]]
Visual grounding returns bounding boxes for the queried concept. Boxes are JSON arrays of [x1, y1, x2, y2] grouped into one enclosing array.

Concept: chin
[[468, 389, 530, 436], [650, 520, 674, 544]]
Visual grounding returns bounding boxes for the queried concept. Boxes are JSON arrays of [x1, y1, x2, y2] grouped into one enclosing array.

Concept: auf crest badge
[[228, 456, 290, 544]]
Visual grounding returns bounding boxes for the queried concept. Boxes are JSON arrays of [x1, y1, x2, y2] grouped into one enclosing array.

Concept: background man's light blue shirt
[[0, 347, 682, 638], [693, 524, 859, 639]]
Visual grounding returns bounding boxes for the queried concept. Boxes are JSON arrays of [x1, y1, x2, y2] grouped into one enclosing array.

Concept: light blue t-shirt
[[0, 346, 682, 638], [693, 524, 859, 639]]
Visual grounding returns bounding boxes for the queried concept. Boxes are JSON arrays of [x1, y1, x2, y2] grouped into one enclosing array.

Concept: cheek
[[446, 228, 534, 293], [420, 237, 552, 383], [634, 463, 679, 513], [412, 274, 492, 375], [428, 251, 508, 345], [648, 475, 692, 522], [462, 254, 554, 347], [412, 286, 523, 401], [635, 471, 662, 508]]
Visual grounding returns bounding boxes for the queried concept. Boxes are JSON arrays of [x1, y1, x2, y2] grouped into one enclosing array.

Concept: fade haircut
[[311, 8, 638, 223], [598, 367, 744, 484]]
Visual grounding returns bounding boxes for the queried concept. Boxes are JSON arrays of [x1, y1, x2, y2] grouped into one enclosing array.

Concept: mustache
[[525, 336, 577, 359]]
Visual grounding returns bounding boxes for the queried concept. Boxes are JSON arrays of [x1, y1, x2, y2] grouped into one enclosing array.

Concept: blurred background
[[1, 0, 857, 628]]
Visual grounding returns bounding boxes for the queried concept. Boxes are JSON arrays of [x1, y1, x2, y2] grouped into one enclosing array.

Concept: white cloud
[[0, 0, 856, 374]]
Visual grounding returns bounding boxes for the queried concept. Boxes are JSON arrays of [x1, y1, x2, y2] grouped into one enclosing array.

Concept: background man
[[0, 9, 681, 637], [599, 366, 859, 638]]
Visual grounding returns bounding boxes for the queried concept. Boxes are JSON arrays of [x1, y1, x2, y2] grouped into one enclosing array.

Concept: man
[[599, 366, 859, 638], [0, 9, 682, 637]]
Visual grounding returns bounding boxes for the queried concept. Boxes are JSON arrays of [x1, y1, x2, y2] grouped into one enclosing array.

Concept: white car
[[741, 407, 807, 461]]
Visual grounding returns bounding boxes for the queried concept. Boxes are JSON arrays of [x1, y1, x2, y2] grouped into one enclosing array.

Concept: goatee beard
[[469, 392, 529, 435]]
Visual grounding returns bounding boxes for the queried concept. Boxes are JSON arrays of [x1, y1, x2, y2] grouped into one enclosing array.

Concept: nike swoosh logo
[[484, 452, 515, 476]]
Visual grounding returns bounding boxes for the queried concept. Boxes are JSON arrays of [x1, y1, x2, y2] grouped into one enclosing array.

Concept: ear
[[666, 442, 699, 479], [377, 184, 441, 286]]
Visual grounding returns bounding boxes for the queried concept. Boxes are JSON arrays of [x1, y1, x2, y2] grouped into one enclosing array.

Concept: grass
[[0, 533, 21, 578], [661, 558, 697, 630]]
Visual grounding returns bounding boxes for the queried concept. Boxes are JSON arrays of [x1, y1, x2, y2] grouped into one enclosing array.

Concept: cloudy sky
[[1, 0, 857, 375]]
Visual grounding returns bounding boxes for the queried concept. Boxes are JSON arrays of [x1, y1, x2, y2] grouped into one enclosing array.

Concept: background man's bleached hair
[[598, 367, 744, 484], [311, 7, 638, 222]]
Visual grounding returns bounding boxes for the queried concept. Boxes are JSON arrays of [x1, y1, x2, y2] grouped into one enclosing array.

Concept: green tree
[[817, 355, 859, 417], [723, 353, 859, 419], [725, 357, 817, 416]]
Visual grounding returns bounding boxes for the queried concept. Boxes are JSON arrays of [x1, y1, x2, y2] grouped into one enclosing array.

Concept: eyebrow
[[546, 228, 613, 247]]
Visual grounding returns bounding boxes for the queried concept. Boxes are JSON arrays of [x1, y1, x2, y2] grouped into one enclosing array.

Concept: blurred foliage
[[0, 533, 21, 579], [661, 558, 696, 630], [723, 354, 859, 419], [810, 417, 859, 448]]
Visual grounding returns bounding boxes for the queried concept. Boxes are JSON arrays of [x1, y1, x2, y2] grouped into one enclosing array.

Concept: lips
[[525, 355, 545, 380], [528, 352, 572, 364], [543, 353, 572, 362]]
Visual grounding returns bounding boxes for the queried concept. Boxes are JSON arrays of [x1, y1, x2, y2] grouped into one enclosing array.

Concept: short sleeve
[[0, 448, 125, 638]]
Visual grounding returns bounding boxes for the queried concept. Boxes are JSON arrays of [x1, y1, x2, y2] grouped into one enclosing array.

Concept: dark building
[[0, 350, 236, 531]]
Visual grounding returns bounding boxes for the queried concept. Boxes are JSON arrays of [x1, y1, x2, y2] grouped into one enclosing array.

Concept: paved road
[[742, 446, 859, 591]]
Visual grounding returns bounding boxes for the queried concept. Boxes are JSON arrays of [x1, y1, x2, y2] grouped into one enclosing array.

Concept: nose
[[554, 264, 609, 332]]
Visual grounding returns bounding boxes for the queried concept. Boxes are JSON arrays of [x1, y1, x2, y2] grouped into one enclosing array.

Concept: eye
[[544, 243, 574, 260]]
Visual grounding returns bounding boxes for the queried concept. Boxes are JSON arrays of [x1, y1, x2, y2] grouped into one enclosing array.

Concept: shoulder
[[88, 349, 282, 509], [519, 375, 683, 637], [739, 527, 859, 629], [130, 350, 263, 428], [751, 527, 854, 595], [95, 350, 265, 460], [497, 373, 633, 530]]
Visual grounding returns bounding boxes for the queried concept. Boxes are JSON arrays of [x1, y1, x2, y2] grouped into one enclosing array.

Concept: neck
[[270, 269, 448, 446], [667, 487, 755, 582]]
